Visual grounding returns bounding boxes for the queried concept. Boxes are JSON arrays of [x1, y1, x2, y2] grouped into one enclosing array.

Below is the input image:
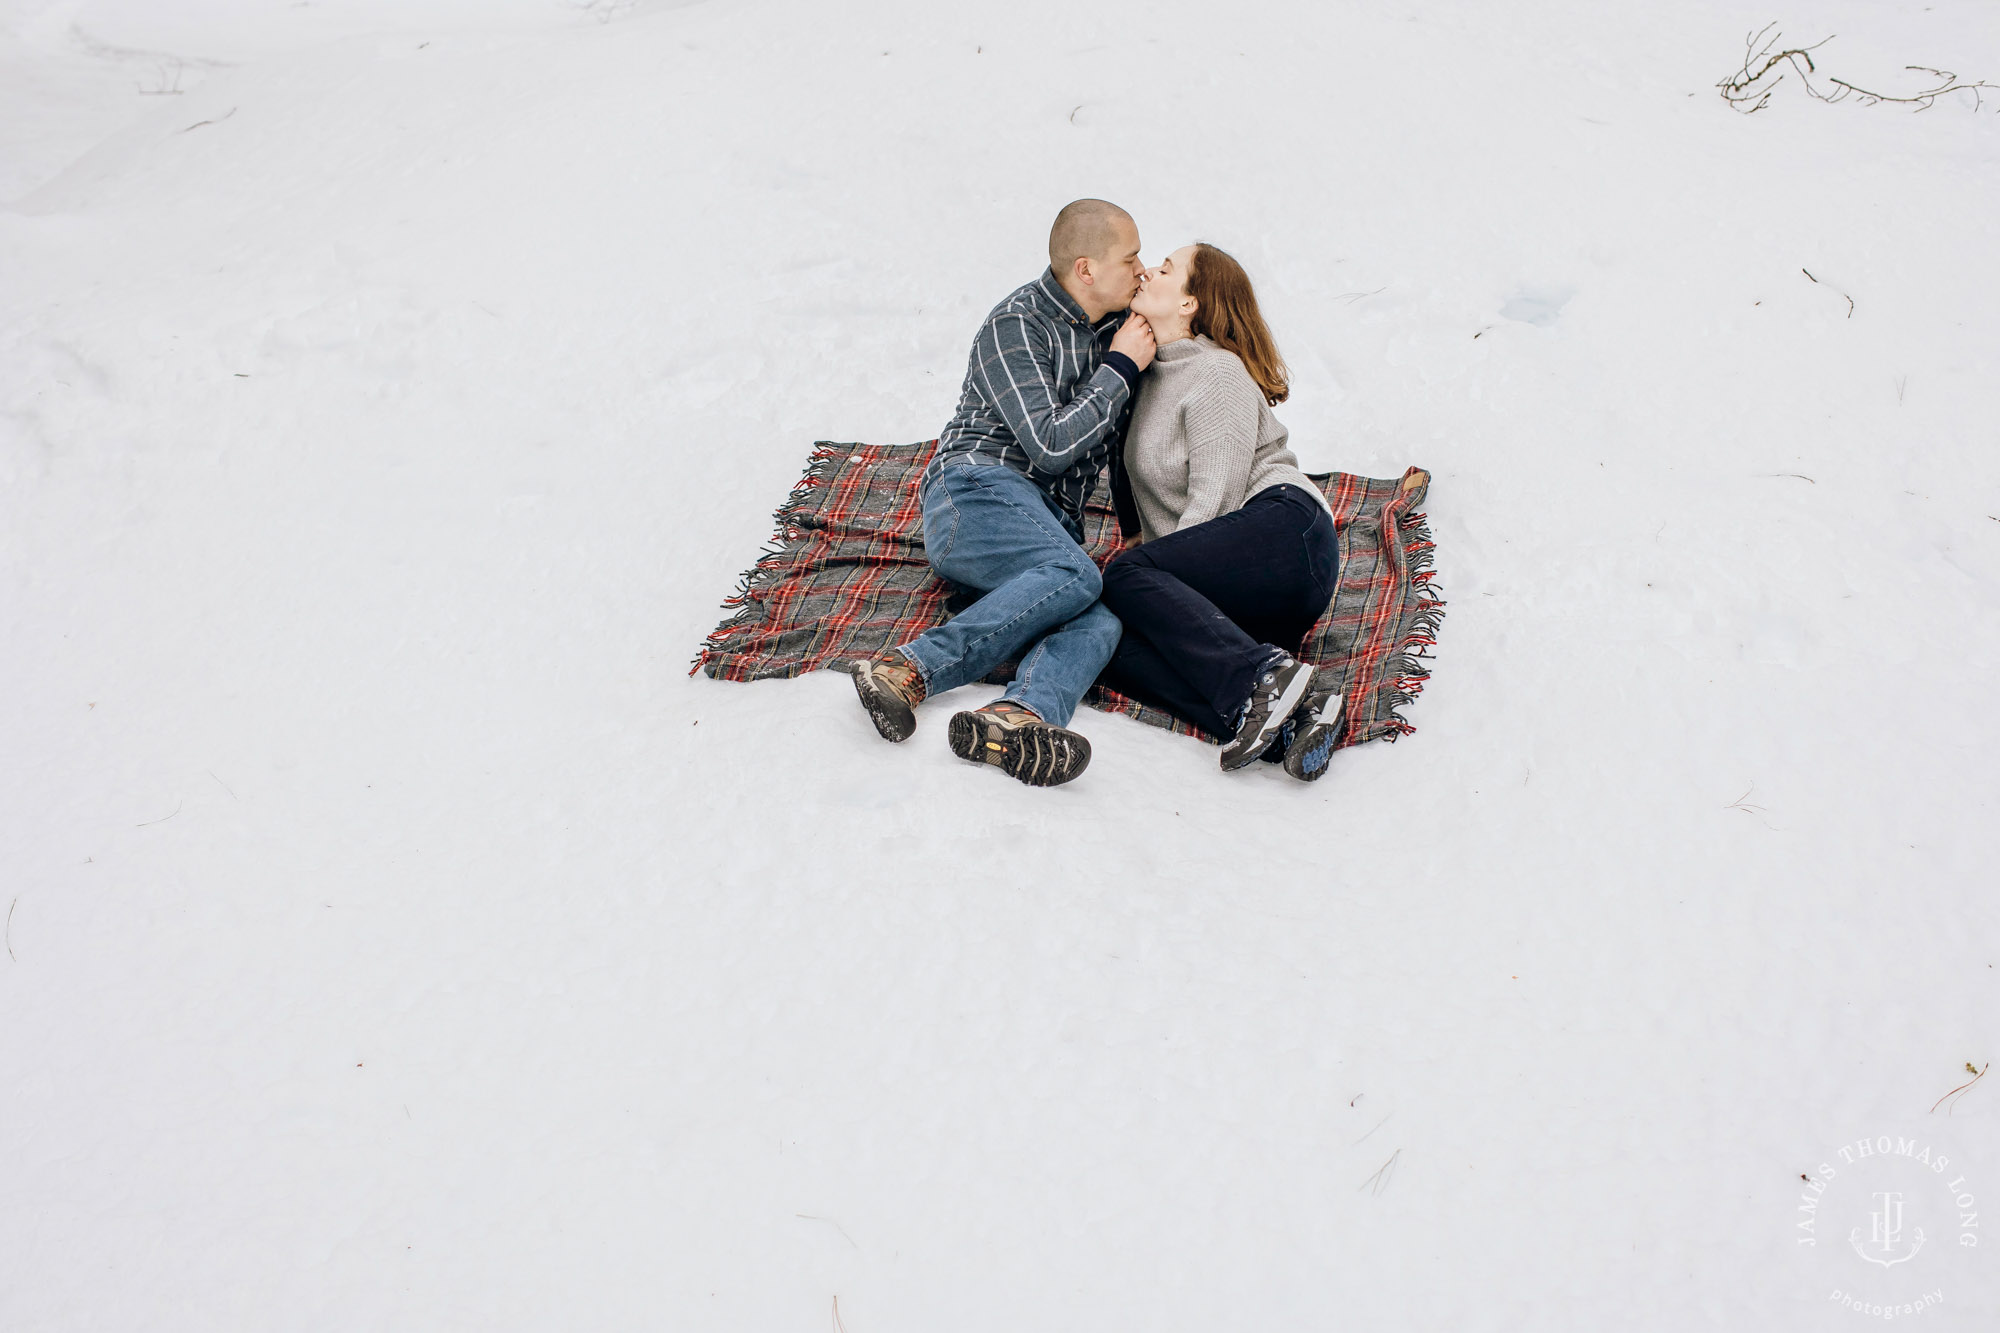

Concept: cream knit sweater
[[1123, 334, 1331, 543]]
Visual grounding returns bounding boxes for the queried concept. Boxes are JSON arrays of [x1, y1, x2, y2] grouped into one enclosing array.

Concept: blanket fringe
[[689, 441, 850, 677], [1372, 508, 1447, 742]]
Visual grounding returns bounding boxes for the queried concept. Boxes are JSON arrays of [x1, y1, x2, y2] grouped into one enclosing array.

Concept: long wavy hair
[[1186, 243, 1289, 406]]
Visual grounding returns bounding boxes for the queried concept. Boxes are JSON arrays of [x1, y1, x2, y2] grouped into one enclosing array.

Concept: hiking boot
[[1260, 673, 1339, 765], [852, 651, 926, 742], [947, 700, 1092, 787], [1219, 652, 1315, 772], [1281, 691, 1346, 782]]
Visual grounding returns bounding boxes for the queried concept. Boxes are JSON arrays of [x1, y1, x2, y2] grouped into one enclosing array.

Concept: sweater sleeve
[[1174, 360, 1262, 528], [971, 312, 1131, 476]]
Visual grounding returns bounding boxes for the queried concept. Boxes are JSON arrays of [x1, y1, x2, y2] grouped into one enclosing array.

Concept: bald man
[[851, 199, 1156, 787]]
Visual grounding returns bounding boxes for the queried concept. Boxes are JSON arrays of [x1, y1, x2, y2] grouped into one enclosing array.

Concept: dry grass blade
[[1930, 1062, 1989, 1114]]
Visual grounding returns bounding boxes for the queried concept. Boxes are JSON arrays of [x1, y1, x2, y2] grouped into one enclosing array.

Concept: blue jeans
[[896, 464, 1122, 728]]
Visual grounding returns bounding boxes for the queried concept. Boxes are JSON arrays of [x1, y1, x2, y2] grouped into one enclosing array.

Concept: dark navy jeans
[[1098, 484, 1337, 737]]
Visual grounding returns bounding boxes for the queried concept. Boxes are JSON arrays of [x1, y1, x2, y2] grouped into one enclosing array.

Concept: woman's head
[[1134, 242, 1289, 406]]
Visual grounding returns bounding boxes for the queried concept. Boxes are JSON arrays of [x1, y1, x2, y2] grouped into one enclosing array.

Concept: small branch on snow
[[137, 62, 186, 96], [1353, 1112, 1395, 1146], [178, 107, 236, 134], [1724, 785, 1783, 830], [1358, 1148, 1401, 1196], [1719, 24, 1999, 114], [1801, 268, 1854, 318], [1725, 785, 1766, 814], [136, 799, 182, 828]]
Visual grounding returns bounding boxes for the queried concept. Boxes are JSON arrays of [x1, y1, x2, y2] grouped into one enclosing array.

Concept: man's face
[[1085, 216, 1145, 314]]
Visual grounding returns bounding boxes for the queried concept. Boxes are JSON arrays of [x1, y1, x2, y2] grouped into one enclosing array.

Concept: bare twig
[[178, 106, 236, 134], [137, 799, 182, 828], [1352, 1112, 1395, 1146], [1358, 1148, 1401, 1196], [1724, 785, 1784, 830], [137, 62, 186, 96], [832, 1295, 848, 1333], [1725, 785, 1767, 814], [1720, 25, 1998, 113], [1930, 1062, 1989, 1115], [1801, 268, 1854, 318], [6, 896, 16, 962], [1717, 25, 1833, 112]]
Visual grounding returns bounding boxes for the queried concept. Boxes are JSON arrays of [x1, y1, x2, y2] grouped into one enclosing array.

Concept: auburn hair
[[1186, 243, 1289, 405]]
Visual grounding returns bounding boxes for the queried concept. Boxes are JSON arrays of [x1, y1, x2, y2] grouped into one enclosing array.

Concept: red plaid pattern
[[695, 441, 1443, 749]]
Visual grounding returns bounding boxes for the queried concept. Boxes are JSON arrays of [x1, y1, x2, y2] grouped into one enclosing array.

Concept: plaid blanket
[[694, 441, 1443, 749]]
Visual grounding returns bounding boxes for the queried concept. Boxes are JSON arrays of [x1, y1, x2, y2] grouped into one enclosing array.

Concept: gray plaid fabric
[[924, 268, 1133, 529]]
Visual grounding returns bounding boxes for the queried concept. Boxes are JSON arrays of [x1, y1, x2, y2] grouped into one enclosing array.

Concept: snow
[[3, 0, 1997, 1327]]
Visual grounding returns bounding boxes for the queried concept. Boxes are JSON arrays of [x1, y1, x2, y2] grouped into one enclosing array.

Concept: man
[[852, 199, 1157, 787]]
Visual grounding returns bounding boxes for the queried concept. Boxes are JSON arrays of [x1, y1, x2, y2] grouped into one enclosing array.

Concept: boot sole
[[1282, 697, 1345, 782], [947, 710, 1091, 787], [853, 664, 917, 742]]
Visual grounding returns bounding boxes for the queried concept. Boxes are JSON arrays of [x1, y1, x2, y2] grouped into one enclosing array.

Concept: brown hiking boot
[[852, 651, 926, 742], [946, 700, 1092, 787]]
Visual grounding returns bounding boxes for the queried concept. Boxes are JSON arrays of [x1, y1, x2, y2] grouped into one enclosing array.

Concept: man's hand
[[1110, 311, 1156, 372]]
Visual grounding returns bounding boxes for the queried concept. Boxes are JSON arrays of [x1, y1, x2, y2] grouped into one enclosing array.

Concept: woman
[[1099, 242, 1343, 780]]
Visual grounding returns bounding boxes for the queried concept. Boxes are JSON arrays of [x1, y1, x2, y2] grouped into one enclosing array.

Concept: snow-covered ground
[[4, 1, 1997, 1328]]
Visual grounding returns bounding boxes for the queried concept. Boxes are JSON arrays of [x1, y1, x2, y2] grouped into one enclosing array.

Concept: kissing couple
[[852, 198, 1343, 788]]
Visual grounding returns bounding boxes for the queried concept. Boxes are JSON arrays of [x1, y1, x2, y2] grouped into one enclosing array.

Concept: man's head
[[1048, 199, 1142, 320]]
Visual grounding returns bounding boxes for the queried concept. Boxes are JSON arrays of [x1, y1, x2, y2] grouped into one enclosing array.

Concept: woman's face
[[1133, 245, 1198, 326]]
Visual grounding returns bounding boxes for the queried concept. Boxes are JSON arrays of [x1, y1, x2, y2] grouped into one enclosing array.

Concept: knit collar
[[1153, 333, 1215, 363]]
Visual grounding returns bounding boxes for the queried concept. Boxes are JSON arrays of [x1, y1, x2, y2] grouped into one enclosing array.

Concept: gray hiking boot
[[947, 700, 1092, 787], [1280, 689, 1346, 782], [1220, 652, 1315, 772], [852, 651, 926, 742]]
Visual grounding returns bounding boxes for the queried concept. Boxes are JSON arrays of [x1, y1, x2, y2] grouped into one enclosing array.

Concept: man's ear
[[1073, 255, 1095, 288]]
